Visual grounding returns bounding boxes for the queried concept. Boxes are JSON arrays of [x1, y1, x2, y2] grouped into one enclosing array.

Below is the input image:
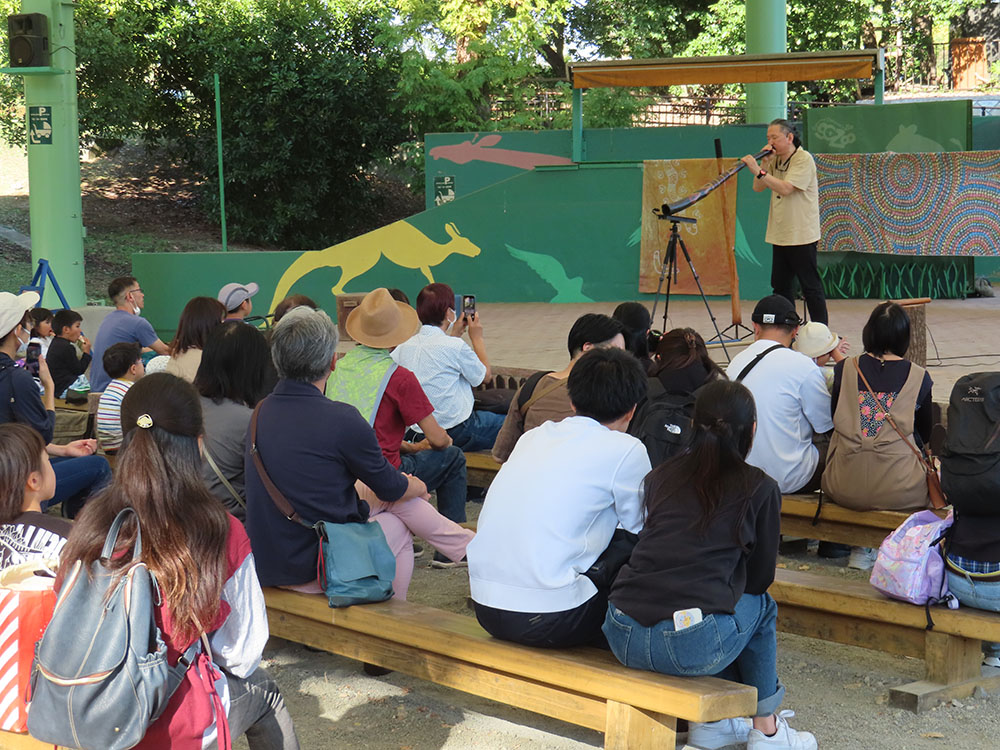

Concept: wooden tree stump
[[893, 298, 930, 368]]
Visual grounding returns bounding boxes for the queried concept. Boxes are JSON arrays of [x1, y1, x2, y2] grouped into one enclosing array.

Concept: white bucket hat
[[793, 322, 839, 359]]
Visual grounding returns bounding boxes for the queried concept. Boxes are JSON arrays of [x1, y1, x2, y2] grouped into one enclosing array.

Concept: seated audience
[[326, 289, 474, 568], [387, 288, 410, 305], [164, 296, 226, 382], [492, 313, 624, 463], [629, 327, 725, 467], [58, 373, 300, 748], [726, 296, 832, 495], [792, 321, 849, 392], [0, 292, 110, 518], [244, 307, 430, 599], [468, 347, 650, 648], [392, 282, 501, 452], [612, 301, 655, 374], [90, 276, 169, 393], [605, 380, 816, 750], [219, 281, 259, 322], [46, 309, 92, 397], [0, 423, 69, 569], [822, 302, 933, 569], [95, 343, 144, 453], [194, 322, 273, 520], [272, 294, 318, 324], [27, 307, 53, 356]]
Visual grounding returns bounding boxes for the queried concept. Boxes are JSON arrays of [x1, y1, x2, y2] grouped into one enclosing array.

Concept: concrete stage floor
[[462, 296, 1000, 400]]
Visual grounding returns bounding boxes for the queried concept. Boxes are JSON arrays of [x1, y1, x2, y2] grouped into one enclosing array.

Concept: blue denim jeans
[[447, 410, 505, 452], [603, 592, 786, 717], [946, 568, 1000, 658], [43, 455, 112, 518], [400, 446, 468, 524]]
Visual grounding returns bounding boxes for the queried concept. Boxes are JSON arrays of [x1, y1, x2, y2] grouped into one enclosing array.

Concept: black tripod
[[649, 213, 730, 361]]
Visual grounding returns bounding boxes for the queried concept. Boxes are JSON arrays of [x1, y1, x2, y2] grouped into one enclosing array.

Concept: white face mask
[[133, 305, 141, 316], [15, 326, 28, 347], [445, 310, 457, 334]]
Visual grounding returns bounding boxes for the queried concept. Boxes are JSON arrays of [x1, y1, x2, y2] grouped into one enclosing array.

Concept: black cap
[[751, 295, 801, 327]]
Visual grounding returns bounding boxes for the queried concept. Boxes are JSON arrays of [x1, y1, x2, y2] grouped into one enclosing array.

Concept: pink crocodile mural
[[429, 134, 574, 169]]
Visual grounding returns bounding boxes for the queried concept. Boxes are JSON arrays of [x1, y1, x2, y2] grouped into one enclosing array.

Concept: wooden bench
[[779, 494, 946, 549], [263, 588, 757, 749], [770, 568, 1000, 712], [0, 730, 57, 749]]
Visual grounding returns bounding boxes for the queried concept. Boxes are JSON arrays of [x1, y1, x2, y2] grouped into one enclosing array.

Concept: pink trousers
[[359, 483, 475, 600]]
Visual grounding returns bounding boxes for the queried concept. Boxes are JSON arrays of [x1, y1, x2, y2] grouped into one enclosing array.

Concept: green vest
[[325, 345, 398, 425]]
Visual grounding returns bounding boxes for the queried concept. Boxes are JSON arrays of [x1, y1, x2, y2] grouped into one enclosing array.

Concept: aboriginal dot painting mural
[[816, 151, 1000, 256]]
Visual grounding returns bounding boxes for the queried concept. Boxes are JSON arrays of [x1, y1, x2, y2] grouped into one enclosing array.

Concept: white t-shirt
[[727, 339, 833, 493], [468, 416, 650, 613], [391, 325, 487, 430]]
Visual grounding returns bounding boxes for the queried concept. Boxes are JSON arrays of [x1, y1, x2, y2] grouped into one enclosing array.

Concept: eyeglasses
[[128, 287, 144, 295]]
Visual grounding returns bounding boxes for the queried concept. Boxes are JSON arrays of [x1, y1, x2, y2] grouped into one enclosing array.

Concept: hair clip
[[136, 414, 154, 429]]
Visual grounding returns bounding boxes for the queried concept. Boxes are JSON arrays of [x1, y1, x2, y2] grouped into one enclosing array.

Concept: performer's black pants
[[771, 241, 828, 324]]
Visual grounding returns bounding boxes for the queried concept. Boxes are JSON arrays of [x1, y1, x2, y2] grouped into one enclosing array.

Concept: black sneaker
[[817, 541, 851, 559], [431, 552, 468, 569]]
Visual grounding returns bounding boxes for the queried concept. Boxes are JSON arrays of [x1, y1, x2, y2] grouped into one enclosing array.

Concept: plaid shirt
[[946, 553, 1000, 575]]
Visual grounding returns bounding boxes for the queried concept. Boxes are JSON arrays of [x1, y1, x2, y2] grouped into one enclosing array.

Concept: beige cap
[[0, 291, 39, 340], [793, 322, 839, 359]]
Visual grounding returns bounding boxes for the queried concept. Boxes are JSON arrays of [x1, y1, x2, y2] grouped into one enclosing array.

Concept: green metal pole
[[21, 0, 85, 306], [874, 49, 885, 106], [214, 73, 227, 252], [745, 0, 787, 125], [572, 87, 583, 163]]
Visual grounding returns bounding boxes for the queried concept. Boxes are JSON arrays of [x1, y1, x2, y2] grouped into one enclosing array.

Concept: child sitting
[[0, 423, 71, 570], [95, 343, 145, 453], [792, 321, 849, 393], [27, 307, 54, 356], [46, 309, 92, 398]]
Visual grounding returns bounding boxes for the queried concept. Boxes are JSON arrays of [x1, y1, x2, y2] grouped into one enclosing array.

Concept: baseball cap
[[0, 291, 40, 339], [218, 282, 259, 312], [751, 295, 802, 327]]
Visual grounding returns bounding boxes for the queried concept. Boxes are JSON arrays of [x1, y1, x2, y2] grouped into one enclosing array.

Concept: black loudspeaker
[[7, 13, 50, 68]]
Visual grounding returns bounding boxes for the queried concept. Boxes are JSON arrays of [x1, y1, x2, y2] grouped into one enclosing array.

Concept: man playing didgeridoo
[[742, 119, 828, 325]]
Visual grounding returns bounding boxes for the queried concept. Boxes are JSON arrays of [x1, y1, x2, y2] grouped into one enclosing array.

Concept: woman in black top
[[604, 381, 816, 750], [612, 302, 655, 374]]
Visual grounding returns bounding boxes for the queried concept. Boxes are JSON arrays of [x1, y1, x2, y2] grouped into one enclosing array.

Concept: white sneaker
[[847, 547, 876, 571], [747, 711, 817, 750], [984, 655, 1000, 668], [688, 718, 751, 749]]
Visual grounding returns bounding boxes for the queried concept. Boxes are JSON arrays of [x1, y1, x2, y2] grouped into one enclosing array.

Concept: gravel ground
[[241, 502, 1000, 750]]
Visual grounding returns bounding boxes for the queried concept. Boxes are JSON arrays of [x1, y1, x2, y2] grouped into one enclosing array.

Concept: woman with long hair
[[58, 373, 299, 749], [162, 296, 226, 382], [605, 380, 816, 750], [194, 321, 274, 519]]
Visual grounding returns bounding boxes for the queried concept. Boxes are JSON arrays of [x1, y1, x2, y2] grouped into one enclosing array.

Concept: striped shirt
[[96, 378, 134, 451]]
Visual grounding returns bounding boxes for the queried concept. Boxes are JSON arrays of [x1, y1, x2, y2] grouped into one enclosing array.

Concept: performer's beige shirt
[[766, 147, 821, 246]]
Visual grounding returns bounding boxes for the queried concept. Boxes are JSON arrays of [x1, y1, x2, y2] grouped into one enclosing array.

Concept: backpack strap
[[734, 344, 785, 383], [515, 370, 554, 416], [249, 402, 313, 528], [519, 374, 564, 417]]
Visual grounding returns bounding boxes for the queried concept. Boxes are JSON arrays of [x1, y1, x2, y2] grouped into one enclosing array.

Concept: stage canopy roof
[[569, 50, 884, 89]]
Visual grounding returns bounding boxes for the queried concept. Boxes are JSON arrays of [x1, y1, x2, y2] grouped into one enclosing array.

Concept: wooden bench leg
[[604, 700, 676, 750], [889, 631, 1000, 712]]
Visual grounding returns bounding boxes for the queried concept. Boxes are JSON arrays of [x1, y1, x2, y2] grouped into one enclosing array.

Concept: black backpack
[[940, 373, 1000, 512], [628, 378, 697, 468]]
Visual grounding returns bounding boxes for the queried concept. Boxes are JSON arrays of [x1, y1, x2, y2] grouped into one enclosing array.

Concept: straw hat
[[793, 322, 839, 359], [345, 288, 419, 349], [0, 291, 39, 339]]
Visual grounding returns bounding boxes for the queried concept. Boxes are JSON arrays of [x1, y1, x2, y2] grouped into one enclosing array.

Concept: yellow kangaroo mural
[[268, 221, 482, 312]]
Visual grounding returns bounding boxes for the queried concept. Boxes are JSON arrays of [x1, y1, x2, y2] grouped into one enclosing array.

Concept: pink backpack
[[870, 510, 956, 612]]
